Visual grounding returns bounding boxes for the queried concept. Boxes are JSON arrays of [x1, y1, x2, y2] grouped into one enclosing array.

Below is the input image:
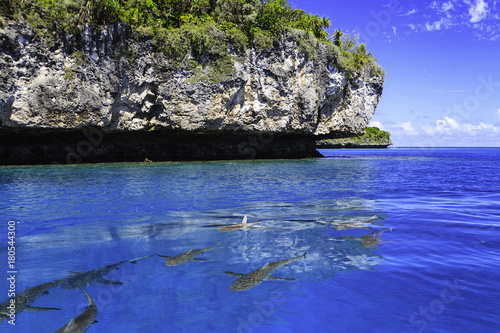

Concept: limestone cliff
[[0, 20, 384, 164]]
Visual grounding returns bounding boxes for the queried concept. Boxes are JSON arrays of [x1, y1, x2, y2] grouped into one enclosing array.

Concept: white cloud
[[400, 9, 418, 16], [425, 21, 442, 31], [446, 116, 460, 129], [394, 122, 419, 135], [425, 17, 452, 31], [422, 117, 500, 137], [469, 0, 489, 23], [369, 120, 384, 129], [442, 1, 454, 12], [382, 117, 500, 147], [396, 0, 500, 40]]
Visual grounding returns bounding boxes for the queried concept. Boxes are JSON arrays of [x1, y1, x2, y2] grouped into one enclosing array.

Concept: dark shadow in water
[[0, 278, 66, 322], [60, 255, 154, 290], [0, 255, 155, 323]]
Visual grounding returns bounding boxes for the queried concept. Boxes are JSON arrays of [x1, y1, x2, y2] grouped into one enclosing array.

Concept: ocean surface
[[1, 147, 499, 333]]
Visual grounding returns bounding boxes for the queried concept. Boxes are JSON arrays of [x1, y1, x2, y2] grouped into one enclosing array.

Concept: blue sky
[[290, 0, 500, 147]]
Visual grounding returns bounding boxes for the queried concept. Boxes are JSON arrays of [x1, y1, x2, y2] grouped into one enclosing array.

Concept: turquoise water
[[1, 148, 499, 332]]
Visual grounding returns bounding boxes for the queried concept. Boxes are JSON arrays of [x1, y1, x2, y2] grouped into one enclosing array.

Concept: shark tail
[[158, 255, 172, 259], [199, 240, 221, 253], [209, 240, 220, 250], [81, 289, 95, 307], [128, 254, 155, 264]]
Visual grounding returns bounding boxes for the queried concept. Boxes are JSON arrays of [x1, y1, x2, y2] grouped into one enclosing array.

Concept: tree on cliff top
[[0, 0, 330, 39], [0, 0, 383, 79]]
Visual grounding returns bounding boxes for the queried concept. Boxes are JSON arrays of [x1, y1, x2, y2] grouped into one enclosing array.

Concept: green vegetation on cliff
[[0, 0, 331, 39], [317, 127, 393, 148], [0, 0, 384, 80]]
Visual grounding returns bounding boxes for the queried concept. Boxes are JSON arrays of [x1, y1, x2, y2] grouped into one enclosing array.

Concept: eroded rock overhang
[[0, 21, 383, 165]]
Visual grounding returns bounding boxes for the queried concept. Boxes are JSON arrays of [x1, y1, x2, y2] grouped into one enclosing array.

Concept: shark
[[54, 289, 98, 333], [0, 278, 67, 321], [342, 227, 394, 248], [158, 241, 220, 266], [217, 216, 263, 232], [61, 255, 154, 289], [359, 228, 393, 247], [225, 252, 307, 291]]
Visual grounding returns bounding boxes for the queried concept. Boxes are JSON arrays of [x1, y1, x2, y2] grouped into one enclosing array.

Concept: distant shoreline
[[316, 127, 392, 149], [318, 146, 500, 149], [316, 143, 391, 149], [380, 146, 500, 149]]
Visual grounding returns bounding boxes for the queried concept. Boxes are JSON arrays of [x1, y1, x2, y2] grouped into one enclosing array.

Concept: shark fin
[[191, 258, 209, 262], [242, 215, 247, 224], [93, 320, 99, 324], [225, 271, 245, 278], [98, 278, 123, 285], [265, 276, 296, 281], [158, 255, 172, 259], [25, 306, 61, 312], [262, 263, 269, 268]]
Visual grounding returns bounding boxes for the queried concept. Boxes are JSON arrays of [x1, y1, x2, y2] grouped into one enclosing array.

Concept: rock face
[[0, 20, 384, 164]]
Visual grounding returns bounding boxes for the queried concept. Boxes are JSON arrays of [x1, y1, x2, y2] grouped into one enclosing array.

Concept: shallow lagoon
[[1, 148, 499, 332]]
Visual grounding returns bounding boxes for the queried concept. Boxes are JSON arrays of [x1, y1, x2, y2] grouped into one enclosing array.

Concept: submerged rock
[[0, 20, 384, 164]]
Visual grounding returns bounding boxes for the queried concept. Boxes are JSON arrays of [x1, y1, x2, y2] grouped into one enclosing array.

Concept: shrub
[[289, 28, 319, 60], [63, 66, 75, 80], [328, 30, 385, 79], [73, 49, 86, 65], [252, 27, 274, 51], [0, 0, 384, 81]]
